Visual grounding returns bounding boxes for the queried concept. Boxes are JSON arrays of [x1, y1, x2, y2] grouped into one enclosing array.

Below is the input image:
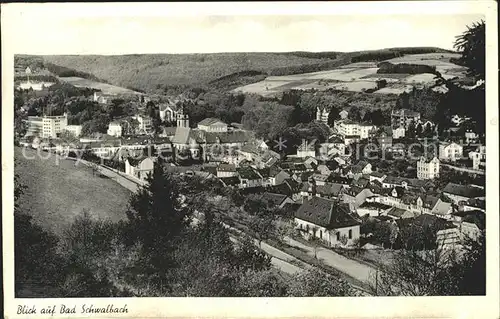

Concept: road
[[283, 236, 377, 286], [78, 159, 145, 192]]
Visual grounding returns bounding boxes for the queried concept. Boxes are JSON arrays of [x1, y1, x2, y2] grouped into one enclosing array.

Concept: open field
[[15, 147, 131, 235], [58, 76, 141, 95], [234, 52, 466, 97], [41, 53, 338, 92]]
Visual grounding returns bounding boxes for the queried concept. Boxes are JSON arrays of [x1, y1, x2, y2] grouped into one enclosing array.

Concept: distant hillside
[[28, 47, 453, 93]]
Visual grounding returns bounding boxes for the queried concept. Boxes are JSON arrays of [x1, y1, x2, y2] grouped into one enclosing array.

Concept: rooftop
[[198, 118, 227, 126], [442, 183, 485, 199], [295, 197, 360, 229], [261, 192, 290, 207]]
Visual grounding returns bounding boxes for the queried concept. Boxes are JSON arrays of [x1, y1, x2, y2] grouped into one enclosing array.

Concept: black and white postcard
[[2, 2, 499, 318]]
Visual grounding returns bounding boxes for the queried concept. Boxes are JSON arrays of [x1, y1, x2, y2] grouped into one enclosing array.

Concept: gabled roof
[[315, 183, 344, 197], [261, 192, 290, 207], [311, 173, 331, 182], [392, 108, 420, 117], [412, 214, 456, 231], [387, 207, 412, 218], [295, 197, 360, 229], [198, 118, 227, 126], [237, 167, 261, 180], [406, 178, 434, 189], [383, 175, 405, 185], [420, 195, 440, 209], [465, 198, 486, 210], [282, 202, 302, 214], [442, 183, 485, 198], [127, 156, 154, 167], [452, 210, 485, 230], [358, 202, 392, 210], [219, 176, 240, 186], [217, 163, 236, 172], [352, 177, 370, 189], [171, 127, 193, 144], [370, 171, 386, 178]]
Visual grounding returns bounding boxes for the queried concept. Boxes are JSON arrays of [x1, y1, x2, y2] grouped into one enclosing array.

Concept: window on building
[[319, 230, 322, 239], [306, 225, 309, 232], [348, 229, 352, 239], [336, 232, 340, 241]]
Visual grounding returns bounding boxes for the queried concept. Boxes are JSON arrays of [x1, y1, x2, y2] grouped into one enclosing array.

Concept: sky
[[2, 3, 486, 55]]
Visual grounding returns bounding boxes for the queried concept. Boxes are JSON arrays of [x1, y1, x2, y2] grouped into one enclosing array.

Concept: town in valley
[[13, 18, 486, 298]]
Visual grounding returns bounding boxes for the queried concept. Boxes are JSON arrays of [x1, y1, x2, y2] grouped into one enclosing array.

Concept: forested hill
[[23, 47, 453, 93]]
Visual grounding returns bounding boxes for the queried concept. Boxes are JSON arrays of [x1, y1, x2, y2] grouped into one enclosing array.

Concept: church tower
[[177, 107, 190, 128]]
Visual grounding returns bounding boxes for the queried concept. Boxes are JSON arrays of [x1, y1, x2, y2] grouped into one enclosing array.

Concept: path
[[283, 236, 377, 286]]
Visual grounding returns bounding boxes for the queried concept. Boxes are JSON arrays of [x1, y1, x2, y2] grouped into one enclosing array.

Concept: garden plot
[[375, 84, 414, 94], [403, 73, 438, 85], [338, 62, 378, 69], [329, 81, 378, 92], [233, 79, 292, 95]]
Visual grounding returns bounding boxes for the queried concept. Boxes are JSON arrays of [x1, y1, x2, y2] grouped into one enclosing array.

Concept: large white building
[[107, 122, 123, 137], [18, 81, 55, 91], [417, 156, 440, 180], [334, 120, 376, 140], [197, 118, 228, 132], [27, 113, 68, 138], [439, 142, 463, 162]]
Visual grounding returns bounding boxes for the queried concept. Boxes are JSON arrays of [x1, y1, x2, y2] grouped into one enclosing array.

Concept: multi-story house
[[297, 141, 316, 158], [316, 107, 330, 124], [334, 120, 376, 140], [65, 125, 83, 137], [216, 163, 238, 178], [133, 114, 153, 134], [125, 157, 155, 182], [439, 142, 463, 162], [417, 156, 440, 180], [392, 126, 406, 139], [391, 108, 421, 129], [107, 121, 123, 137], [469, 145, 486, 170]]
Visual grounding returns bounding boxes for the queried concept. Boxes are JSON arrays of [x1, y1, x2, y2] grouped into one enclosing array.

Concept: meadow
[[15, 147, 131, 236], [59, 76, 141, 95], [234, 52, 466, 97]]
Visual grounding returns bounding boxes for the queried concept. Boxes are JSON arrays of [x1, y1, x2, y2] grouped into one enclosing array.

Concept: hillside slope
[[41, 53, 338, 92], [32, 47, 454, 93]]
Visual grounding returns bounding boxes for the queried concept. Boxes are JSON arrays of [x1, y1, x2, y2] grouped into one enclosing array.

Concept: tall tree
[[126, 162, 191, 284], [327, 107, 340, 127], [454, 20, 485, 80]]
